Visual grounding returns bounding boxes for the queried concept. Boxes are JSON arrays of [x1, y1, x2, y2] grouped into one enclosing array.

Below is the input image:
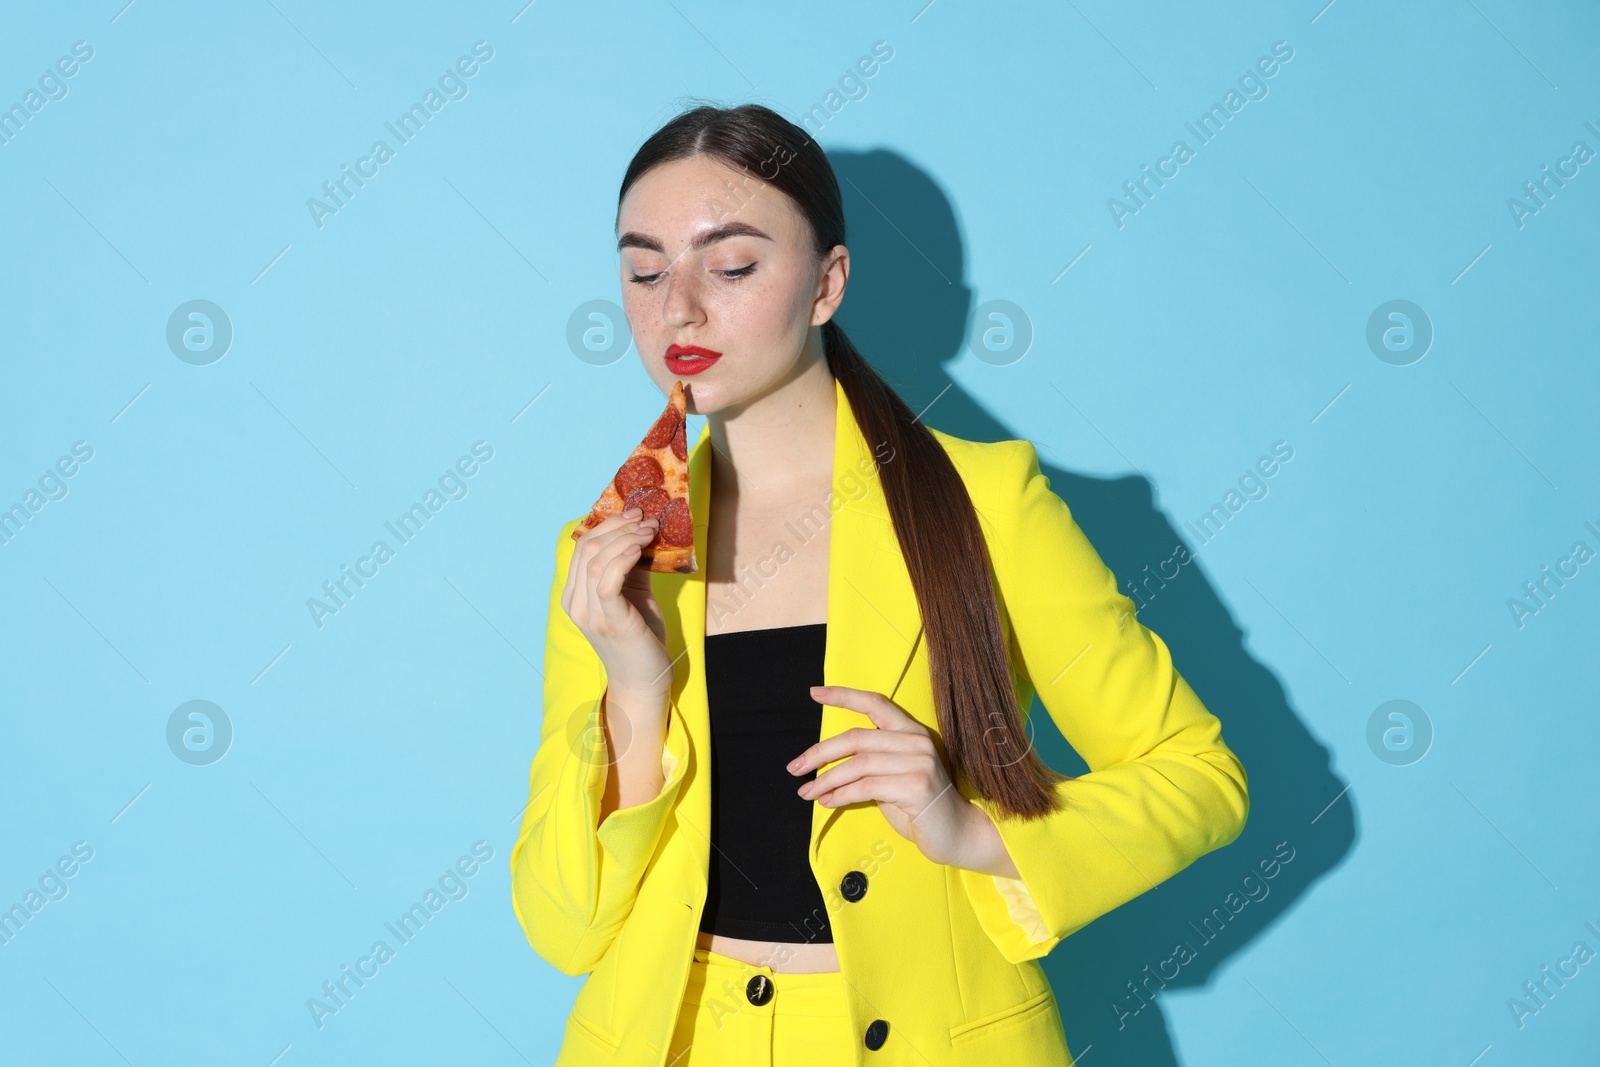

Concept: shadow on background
[[828, 147, 1356, 1066]]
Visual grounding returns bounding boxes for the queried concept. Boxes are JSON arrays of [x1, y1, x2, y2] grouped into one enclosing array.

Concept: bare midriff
[[695, 928, 840, 973]]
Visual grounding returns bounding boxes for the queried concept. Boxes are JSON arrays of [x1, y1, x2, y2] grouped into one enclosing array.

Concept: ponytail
[[823, 320, 1068, 818]]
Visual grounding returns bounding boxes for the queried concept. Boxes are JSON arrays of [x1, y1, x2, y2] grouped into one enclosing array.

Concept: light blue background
[[2, 1, 1597, 1064]]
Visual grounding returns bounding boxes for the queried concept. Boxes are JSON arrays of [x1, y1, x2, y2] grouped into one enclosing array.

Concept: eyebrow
[[616, 221, 773, 254]]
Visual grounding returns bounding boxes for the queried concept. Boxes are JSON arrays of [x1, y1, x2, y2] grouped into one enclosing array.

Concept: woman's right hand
[[561, 507, 673, 697]]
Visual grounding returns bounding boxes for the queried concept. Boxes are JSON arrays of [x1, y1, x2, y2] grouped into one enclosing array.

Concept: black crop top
[[698, 622, 833, 944]]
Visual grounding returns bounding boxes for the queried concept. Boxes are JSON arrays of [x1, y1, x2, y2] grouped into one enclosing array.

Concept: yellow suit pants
[[667, 946, 856, 1064]]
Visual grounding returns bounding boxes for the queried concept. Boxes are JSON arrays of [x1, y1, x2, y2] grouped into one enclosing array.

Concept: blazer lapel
[[652, 376, 926, 890]]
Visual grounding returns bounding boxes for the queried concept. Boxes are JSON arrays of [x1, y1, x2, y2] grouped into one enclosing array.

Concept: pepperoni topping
[[622, 486, 671, 524], [657, 496, 693, 547], [614, 455, 664, 499], [670, 415, 687, 462], [643, 408, 680, 449]]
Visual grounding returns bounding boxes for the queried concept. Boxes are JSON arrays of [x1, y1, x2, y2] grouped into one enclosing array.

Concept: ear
[[810, 244, 851, 327]]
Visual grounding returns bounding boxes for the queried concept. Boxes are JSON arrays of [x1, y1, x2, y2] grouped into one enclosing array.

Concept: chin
[[679, 380, 713, 414], [681, 379, 750, 418]]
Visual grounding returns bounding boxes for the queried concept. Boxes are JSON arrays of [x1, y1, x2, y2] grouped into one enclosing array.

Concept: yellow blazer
[[512, 376, 1248, 1066]]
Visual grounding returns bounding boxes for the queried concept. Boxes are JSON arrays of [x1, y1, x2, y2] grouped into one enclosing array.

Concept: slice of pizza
[[571, 379, 696, 573]]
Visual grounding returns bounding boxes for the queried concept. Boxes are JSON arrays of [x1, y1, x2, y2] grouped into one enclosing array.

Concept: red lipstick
[[665, 343, 722, 375]]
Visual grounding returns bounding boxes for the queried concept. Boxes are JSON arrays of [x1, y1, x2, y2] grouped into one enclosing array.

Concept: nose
[[660, 266, 707, 330]]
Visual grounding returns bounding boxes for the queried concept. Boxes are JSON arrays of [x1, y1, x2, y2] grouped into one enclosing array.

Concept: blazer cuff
[[585, 688, 690, 881], [957, 800, 1062, 964]]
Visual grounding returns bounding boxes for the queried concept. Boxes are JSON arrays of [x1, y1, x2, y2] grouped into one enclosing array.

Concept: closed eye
[[628, 264, 756, 286]]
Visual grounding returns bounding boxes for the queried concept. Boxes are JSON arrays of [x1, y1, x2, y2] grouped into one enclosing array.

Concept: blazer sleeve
[[510, 517, 693, 976], [956, 441, 1250, 965]]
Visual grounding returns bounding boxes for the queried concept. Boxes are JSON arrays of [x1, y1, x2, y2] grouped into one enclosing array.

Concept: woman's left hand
[[790, 684, 985, 869]]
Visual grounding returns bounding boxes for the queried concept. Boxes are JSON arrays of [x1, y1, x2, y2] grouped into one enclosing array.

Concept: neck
[[706, 337, 837, 505]]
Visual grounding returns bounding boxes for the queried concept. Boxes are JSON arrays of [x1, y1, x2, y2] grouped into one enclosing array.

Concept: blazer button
[[840, 870, 868, 902], [864, 1018, 889, 1050], [745, 974, 773, 1006]]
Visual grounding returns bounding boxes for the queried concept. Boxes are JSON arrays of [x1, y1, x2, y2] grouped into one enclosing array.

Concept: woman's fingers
[[810, 775, 912, 810], [799, 750, 921, 799], [596, 519, 660, 621], [789, 721, 933, 777], [579, 511, 659, 630], [566, 509, 653, 624], [811, 685, 926, 733], [557, 509, 674, 698]]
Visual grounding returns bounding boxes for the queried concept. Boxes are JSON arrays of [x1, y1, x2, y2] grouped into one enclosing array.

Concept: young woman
[[511, 103, 1249, 1066]]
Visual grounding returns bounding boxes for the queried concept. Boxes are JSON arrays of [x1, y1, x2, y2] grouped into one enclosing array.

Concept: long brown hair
[[619, 103, 1067, 819]]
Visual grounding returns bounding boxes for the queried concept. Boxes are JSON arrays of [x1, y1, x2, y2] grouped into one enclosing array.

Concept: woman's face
[[616, 154, 845, 415]]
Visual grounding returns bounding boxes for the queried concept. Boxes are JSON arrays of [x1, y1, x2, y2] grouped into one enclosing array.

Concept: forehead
[[616, 155, 804, 247]]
